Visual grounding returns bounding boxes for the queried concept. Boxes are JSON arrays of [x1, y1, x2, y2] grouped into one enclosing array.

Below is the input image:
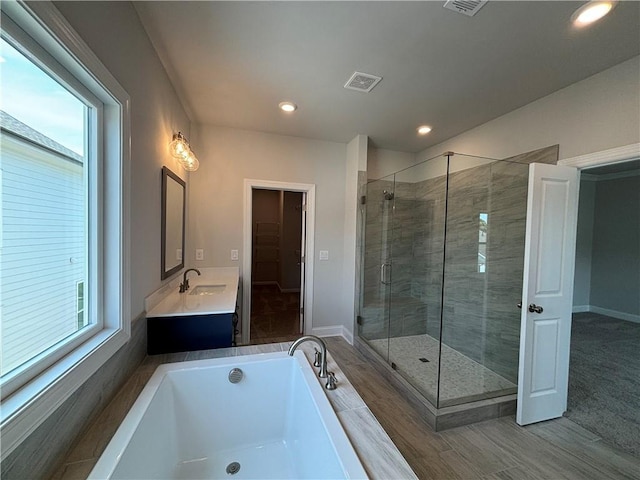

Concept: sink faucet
[[179, 268, 201, 293], [288, 335, 328, 378]]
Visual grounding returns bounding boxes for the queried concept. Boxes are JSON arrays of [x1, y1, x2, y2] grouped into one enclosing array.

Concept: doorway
[[566, 157, 640, 456], [250, 188, 304, 345], [242, 179, 316, 345]]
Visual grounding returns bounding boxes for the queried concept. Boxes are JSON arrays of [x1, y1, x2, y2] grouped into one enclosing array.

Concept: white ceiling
[[134, 1, 640, 153]]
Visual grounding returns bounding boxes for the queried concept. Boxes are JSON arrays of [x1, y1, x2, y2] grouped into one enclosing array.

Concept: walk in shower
[[358, 153, 529, 411]]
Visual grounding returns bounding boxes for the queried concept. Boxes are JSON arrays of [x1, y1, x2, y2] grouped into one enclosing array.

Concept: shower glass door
[[359, 174, 395, 362], [387, 156, 448, 406]]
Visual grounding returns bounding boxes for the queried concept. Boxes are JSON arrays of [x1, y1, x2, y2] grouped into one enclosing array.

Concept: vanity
[[146, 267, 240, 354]]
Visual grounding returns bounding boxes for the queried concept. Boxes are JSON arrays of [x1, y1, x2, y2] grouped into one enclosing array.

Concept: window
[[1, 36, 94, 384], [0, 1, 130, 458], [478, 213, 488, 273]]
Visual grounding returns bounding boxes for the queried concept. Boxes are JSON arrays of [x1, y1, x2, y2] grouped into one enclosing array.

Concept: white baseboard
[[341, 326, 354, 345], [573, 304, 640, 323], [310, 325, 355, 344], [311, 326, 344, 337], [590, 305, 640, 324]]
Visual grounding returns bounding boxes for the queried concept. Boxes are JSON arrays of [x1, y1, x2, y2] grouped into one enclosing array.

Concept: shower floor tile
[[369, 334, 516, 407]]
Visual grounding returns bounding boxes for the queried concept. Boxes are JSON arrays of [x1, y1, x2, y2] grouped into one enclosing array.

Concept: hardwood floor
[[324, 336, 640, 479], [250, 284, 301, 344]]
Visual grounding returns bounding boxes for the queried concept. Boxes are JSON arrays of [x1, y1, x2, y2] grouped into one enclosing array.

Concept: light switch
[[231, 249, 239, 261], [195, 249, 204, 261], [319, 250, 329, 261]]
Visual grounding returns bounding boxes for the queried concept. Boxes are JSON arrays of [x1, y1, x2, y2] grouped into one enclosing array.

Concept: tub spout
[[288, 335, 328, 378]]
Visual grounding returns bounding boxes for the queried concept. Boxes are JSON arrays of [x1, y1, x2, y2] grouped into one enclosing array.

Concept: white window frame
[[0, 1, 131, 460]]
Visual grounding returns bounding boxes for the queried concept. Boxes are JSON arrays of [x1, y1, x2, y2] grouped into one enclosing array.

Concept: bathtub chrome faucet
[[179, 268, 201, 293], [288, 335, 328, 378]]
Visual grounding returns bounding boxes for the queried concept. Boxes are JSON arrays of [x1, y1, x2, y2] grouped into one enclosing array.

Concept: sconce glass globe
[[181, 149, 200, 172], [169, 132, 189, 159]]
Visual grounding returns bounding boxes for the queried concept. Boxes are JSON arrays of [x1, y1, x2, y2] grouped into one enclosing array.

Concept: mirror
[[161, 166, 186, 279]]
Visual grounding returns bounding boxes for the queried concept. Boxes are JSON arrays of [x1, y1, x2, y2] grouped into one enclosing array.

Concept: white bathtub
[[89, 351, 368, 479]]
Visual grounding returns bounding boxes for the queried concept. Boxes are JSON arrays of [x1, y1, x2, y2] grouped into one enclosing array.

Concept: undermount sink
[[189, 284, 226, 295]]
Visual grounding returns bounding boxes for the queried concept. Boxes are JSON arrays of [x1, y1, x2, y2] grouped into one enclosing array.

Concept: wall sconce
[[169, 132, 200, 172]]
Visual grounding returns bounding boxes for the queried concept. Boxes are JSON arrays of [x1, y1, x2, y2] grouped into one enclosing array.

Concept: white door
[[299, 193, 307, 334], [517, 163, 579, 426]]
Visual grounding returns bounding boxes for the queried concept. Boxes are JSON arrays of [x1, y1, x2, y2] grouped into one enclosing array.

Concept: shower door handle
[[380, 263, 391, 285]]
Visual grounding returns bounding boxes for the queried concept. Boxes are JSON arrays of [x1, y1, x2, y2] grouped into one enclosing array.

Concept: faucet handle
[[313, 348, 321, 368], [325, 372, 337, 390]]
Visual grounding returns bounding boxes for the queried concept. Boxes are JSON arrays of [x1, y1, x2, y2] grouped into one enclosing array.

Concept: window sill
[[0, 327, 129, 461]]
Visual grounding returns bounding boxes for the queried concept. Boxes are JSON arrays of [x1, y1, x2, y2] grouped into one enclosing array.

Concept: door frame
[[242, 179, 316, 345], [558, 143, 639, 170]]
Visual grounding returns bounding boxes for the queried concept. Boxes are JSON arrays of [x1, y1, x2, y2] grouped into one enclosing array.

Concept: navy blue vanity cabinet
[[147, 313, 233, 354]]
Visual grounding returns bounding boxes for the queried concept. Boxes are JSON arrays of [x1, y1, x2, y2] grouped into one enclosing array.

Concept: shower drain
[[226, 462, 241, 475]]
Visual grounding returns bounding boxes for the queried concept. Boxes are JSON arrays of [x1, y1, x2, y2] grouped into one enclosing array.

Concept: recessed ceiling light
[[278, 101, 297, 113], [572, 1, 617, 27], [417, 125, 432, 135]]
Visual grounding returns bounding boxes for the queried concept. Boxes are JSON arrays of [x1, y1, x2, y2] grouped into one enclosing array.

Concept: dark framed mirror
[[161, 166, 186, 279]]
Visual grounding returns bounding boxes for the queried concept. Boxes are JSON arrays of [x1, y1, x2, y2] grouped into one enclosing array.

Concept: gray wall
[[590, 175, 640, 316], [573, 179, 596, 308], [1, 2, 191, 478]]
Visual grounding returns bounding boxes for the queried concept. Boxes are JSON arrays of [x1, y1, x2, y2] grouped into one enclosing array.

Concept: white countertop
[[146, 267, 239, 318]]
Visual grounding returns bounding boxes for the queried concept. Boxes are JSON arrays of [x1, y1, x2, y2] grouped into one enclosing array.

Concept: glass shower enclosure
[[359, 153, 529, 408]]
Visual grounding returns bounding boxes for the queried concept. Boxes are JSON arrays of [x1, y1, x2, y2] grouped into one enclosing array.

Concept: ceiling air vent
[[443, 0, 488, 17], [344, 72, 382, 93]]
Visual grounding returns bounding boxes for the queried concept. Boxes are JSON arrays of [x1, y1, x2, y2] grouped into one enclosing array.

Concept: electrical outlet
[[319, 250, 329, 261], [231, 249, 239, 261], [176, 249, 182, 261], [195, 249, 204, 261]]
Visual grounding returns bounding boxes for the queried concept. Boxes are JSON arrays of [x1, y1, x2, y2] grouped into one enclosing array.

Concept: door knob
[[528, 304, 543, 314]]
